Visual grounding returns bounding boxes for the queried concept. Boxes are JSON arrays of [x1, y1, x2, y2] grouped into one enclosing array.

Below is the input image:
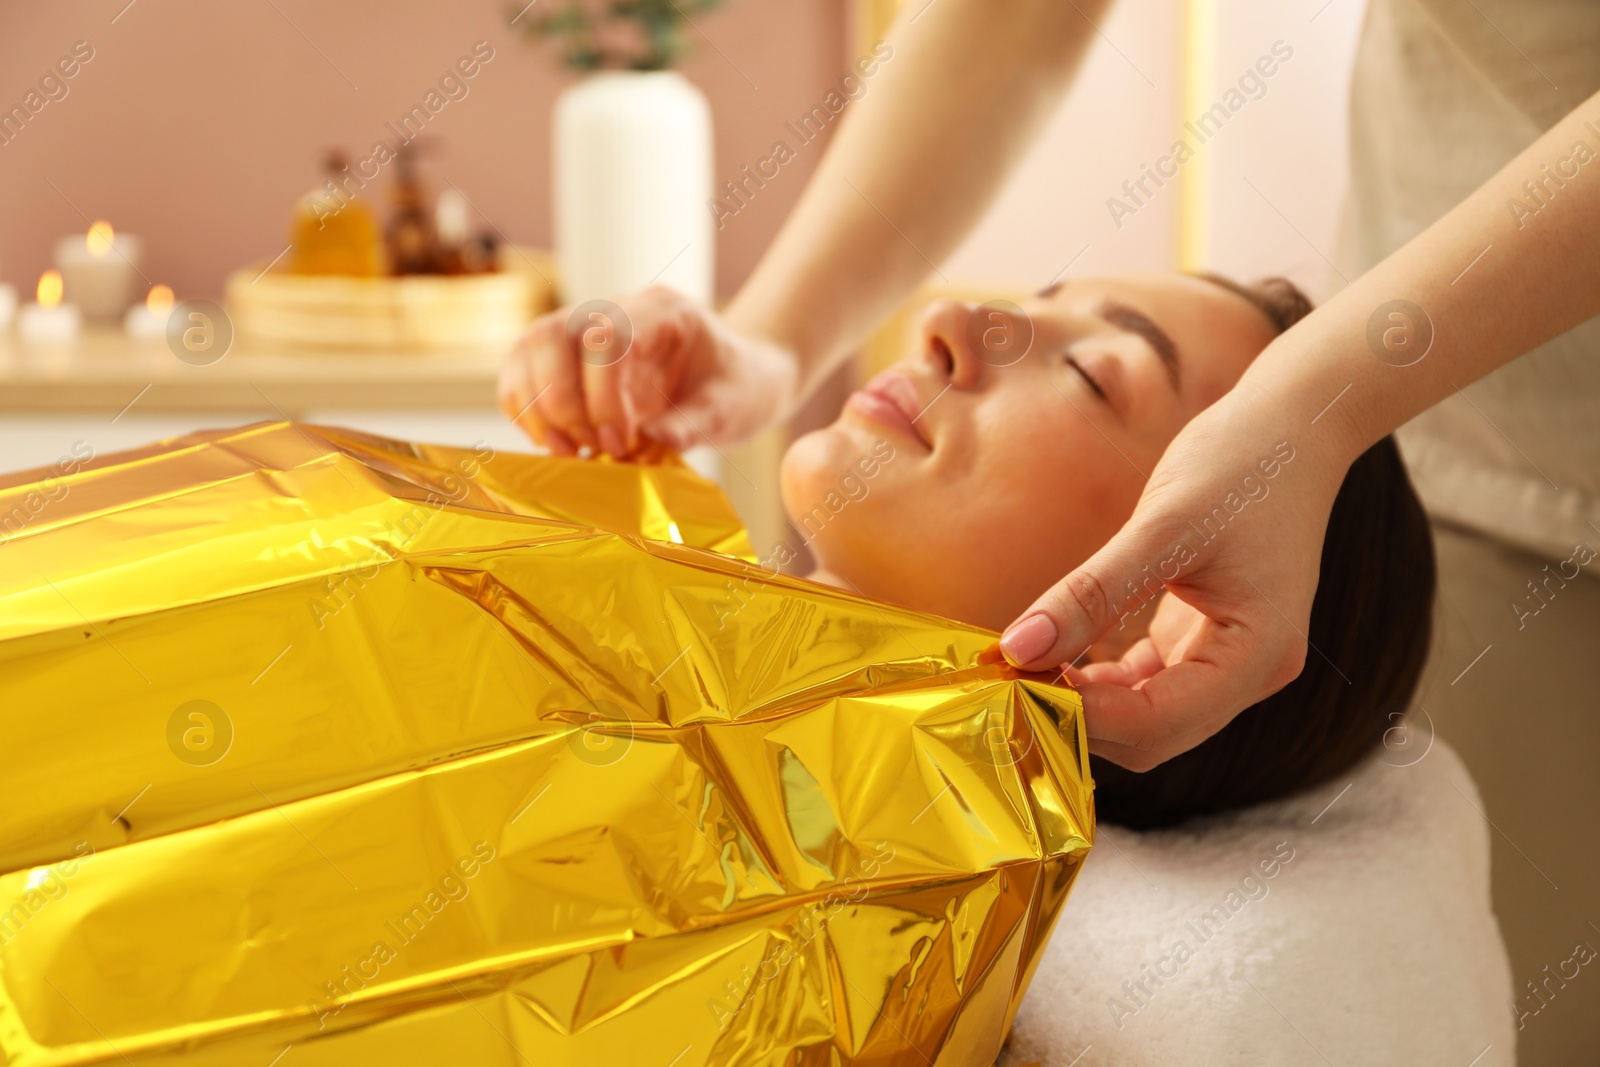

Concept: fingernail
[[1000, 613, 1057, 667], [545, 428, 577, 456], [599, 426, 626, 457]]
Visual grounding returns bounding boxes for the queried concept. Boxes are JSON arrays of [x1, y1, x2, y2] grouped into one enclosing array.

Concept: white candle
[[56, 221, 141, 320], [0, 283, 16, 333], [124, 284, 175, 341], [18, 271, 81, 346]]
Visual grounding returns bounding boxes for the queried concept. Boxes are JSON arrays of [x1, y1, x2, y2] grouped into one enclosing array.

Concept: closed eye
[[1064, 354, 1107, 402]]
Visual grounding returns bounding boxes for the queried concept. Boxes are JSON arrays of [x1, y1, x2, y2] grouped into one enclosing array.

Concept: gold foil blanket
[[0, 422, 1093, 1066]]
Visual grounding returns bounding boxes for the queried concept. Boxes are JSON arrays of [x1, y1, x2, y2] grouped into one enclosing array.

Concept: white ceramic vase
[[552, 70, 714, 306]]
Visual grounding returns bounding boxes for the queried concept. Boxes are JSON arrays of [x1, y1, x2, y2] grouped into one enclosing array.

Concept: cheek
[[966, 392, 1109, 498], [962, 397, 1149, 554]]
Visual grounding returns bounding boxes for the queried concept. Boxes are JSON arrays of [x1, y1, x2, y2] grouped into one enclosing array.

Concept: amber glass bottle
[[289, 151, 385, 276], [385, 145, 440, 275]]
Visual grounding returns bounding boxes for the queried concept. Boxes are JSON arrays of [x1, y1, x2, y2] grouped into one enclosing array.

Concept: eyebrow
[[1096, 299, 1182, 392]]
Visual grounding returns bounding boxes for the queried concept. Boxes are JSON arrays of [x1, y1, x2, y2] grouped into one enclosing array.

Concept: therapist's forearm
[[723, 0, 1107, 395], [1242, 87, 1600, 469]]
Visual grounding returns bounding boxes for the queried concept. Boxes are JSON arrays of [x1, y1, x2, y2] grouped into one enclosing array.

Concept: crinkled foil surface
[[0, 422, 1093, 1066]]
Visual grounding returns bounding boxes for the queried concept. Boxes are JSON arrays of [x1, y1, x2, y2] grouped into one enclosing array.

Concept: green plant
[[511, 0, 728, 72]]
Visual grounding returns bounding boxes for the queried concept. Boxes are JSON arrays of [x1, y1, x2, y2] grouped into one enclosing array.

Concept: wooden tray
[[225, 247, 558, 353]]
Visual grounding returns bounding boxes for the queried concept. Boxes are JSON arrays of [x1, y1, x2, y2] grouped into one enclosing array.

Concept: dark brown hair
[[1092, 276, 1436, 830], [1198, 272, 1315, 335]]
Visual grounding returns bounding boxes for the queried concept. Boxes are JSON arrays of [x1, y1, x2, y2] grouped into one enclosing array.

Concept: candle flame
[[37, 271, 63, 309], [87, 221, 115, 258], [147, 284, 175, 313]]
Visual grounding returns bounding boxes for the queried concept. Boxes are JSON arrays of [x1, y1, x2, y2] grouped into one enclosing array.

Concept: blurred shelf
[[0, 328, 501, 417]]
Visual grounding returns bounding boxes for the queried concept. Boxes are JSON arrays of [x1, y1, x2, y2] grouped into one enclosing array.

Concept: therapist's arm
[[1001, 87, 1600, 769], [722, 0, 1102, 393], [500, 0, 1107, 454]]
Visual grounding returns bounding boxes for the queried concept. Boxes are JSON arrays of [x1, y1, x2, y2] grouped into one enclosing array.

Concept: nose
[[916, 299, 985, 389], [916, 298, 1033, 388]]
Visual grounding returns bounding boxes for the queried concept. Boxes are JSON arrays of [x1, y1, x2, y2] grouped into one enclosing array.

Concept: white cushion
[[1001, 740, 1514, 1066]]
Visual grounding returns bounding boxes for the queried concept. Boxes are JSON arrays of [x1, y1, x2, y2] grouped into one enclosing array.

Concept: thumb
[[640, 405, 704, 453], [634, 373, 720, 453], [999, 525, 1170, 670], [637, 368, 758, 454]]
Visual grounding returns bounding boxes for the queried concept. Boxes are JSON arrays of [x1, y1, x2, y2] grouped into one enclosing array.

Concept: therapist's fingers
[[506, 312, 599, 452], [1012, 511, 1314, 769], [587, 352, 697, 456], [1078, 678, 1230, 771], [1071, 635, 1166, 689], [498, 333, 573, 455], [578, 292, 679, 455], [496, 338, 534, 431], [592, 303, 704, 454], [639, 397, 708, 454], [1076, 613, 1302, 770], [1073, 592, 1204, 686], [998, 522, 1174, 669], [582, 353, 635, 456], [502, 285, 800, 459], [534, 320, 600, 452]]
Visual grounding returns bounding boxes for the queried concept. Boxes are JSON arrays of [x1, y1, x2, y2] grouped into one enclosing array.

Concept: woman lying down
[[756, 272, 1513, 1061]]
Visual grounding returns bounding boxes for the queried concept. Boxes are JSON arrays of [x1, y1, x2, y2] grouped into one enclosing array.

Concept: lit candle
[[18, 271, 81, 346], [124, 284, 175, 341], [55, 220, 141, 319]]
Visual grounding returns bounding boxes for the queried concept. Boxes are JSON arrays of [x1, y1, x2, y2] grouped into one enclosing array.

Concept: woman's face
[[780, 273, 1278, 630]]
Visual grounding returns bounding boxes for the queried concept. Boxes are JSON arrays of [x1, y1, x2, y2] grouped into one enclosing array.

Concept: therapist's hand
[[498, 286, 799, 456], [999, 390, 1350, 771]]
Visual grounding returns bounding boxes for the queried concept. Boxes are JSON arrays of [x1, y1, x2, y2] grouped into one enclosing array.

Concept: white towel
[[1000, 740, 1514, 1066]]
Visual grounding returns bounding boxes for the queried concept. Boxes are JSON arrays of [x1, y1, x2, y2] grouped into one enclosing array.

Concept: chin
[[779, 424, 898, 526], [782, 424, 1019, 626], [781, 426, 902, 575], [778, 426, 844, 522]]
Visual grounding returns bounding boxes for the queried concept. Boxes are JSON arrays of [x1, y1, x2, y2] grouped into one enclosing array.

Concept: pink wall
[[0, 0, 847, 303]]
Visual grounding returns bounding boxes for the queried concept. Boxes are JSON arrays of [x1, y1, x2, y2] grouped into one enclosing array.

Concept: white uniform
[[1340, 3, 1600, 1062], [1344, 0, 1600, 561]]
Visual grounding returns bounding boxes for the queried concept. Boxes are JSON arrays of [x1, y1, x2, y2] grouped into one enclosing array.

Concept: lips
[[845, 370, 932, 449]]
